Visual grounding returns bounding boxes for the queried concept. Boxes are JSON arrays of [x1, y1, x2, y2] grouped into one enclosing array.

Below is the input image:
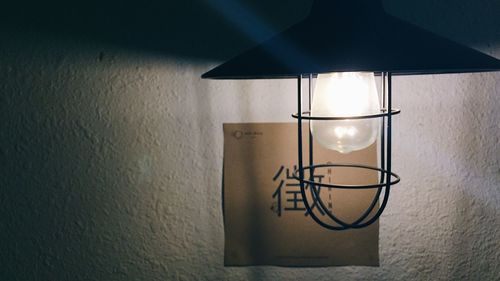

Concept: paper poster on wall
[[223, 122, 380, 267]]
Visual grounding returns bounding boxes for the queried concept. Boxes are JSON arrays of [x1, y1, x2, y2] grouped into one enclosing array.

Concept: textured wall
[[1, 1, 499, 280]]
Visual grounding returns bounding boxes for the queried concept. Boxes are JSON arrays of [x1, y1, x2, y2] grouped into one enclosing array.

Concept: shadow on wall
[[1, 0, 499, 61], [0, 1, 312, 278], [384, 0, 500, 55], [0, 0, 311, 61]]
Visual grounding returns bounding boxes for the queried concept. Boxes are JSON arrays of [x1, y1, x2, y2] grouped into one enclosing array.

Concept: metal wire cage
[[292, 72, 400, 230]]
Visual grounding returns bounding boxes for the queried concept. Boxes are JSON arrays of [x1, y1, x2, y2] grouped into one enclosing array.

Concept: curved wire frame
[[291, 109, 401, 120], [296, 72, 398, 230], [292, 163, 400, 189]]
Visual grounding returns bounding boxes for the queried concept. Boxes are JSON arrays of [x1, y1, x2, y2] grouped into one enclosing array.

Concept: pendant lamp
[[202, 0, 500, 230]]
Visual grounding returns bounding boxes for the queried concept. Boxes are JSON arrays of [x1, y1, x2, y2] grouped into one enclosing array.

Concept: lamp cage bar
[[296, 72, 399, 230]]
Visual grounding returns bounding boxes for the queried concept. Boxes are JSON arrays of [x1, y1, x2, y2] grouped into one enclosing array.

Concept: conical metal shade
[[202, 0, 500, 79]]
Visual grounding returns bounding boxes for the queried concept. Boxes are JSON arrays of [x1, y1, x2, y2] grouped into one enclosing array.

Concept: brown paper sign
[[223, 123, 379, 267]]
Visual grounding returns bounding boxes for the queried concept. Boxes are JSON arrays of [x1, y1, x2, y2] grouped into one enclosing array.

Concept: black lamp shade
[[202, 0, 500, 79]]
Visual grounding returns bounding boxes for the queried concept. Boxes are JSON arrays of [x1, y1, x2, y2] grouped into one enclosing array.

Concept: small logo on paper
[[232, 130, 263, 140], [232, 130, 244, 139]]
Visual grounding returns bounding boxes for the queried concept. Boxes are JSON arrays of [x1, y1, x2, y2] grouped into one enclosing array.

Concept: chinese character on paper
[[271, 165, 330, 217]]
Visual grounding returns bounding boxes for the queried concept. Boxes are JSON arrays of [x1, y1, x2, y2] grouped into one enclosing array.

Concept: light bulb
[[311, 72, 380, 153]]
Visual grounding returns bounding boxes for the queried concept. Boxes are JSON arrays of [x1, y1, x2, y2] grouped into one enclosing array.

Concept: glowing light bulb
[[311, 72, 380, 153]]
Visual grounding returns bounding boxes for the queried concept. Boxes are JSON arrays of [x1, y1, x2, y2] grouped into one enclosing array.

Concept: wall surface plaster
[[1, 0, 499, 280]]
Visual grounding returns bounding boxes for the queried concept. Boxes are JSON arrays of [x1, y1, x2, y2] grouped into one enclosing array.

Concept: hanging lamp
[[202, 0, 500, 230]]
